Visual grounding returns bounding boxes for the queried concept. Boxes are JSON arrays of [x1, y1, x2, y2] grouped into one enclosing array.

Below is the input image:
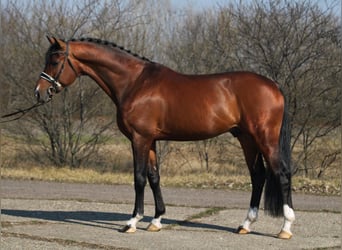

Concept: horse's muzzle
[[35, 86, 53, 103]]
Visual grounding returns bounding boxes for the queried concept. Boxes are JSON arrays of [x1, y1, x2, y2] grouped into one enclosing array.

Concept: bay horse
[[34, 37, 295, 239]]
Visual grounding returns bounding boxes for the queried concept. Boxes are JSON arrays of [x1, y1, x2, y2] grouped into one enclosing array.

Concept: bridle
[[39, 42, 78, 94], [1, 42, 78, 123]]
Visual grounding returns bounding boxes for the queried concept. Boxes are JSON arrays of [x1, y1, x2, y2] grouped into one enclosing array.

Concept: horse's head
[[35, 36, 79, 103]]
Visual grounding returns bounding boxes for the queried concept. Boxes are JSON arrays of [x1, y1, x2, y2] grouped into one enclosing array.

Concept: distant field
[[1, 132, 340, 196]]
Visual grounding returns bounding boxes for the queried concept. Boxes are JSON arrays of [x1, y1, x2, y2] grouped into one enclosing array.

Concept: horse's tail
[[264, 90, 292, 217]]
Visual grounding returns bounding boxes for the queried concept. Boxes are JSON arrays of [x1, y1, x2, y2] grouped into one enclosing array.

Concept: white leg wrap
[[127, 214, 143, 228], [241, 207, 258, 232], [282, 205, 295, 234], [151, 216, 162, 229]]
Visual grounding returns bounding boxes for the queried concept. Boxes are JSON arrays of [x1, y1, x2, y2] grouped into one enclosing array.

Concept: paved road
[[1, 179, 340, 249]]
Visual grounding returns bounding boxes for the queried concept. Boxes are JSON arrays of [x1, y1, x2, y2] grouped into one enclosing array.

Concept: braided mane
[[68, 37, 153, 63]]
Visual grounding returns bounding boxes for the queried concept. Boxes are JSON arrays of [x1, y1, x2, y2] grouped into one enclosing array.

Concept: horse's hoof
[[119, 225, 136, 233], [236, 226, 249, 234], [278, 230, 292, 239], [147, 223, 162, 232]]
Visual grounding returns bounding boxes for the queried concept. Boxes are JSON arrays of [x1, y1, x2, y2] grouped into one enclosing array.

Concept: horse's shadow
[[1, 209, 274, 237]]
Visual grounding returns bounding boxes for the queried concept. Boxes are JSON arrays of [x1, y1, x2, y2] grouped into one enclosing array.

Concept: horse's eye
[[51, 61, 59, 66]]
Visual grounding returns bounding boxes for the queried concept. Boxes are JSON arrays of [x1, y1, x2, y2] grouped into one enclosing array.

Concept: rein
[[0, 102, 44, 123]]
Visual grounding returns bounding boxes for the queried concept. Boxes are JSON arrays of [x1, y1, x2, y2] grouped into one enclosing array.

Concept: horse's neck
[[74, 44, 145, 106]]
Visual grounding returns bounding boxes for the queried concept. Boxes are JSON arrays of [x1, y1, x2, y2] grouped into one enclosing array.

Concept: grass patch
[[186, 207, 225, 221]]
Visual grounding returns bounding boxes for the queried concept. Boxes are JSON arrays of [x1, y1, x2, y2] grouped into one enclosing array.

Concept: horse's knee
[[135, 172, 147, 190]]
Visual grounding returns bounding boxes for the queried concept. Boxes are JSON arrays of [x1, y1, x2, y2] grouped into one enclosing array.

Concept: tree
[[1, 0, 339, 178], [164, 0, 341, 177], [0, 0, 171, 168], [223, 0, 341, 177]]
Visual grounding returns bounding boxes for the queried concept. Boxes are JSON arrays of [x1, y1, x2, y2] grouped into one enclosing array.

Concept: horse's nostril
[[35, 90, 40, 100]]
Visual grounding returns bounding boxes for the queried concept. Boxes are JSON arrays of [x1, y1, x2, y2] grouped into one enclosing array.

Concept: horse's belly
[[160, 114, 236, 141]]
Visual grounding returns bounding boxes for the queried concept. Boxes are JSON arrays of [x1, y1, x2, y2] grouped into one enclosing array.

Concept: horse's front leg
[[146, 141, 165, 232], [119, 136, 151, 233]]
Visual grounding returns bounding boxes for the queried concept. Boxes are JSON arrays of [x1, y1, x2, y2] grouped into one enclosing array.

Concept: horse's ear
[[54, 37, 66, 50], [46, 36, 65, 50], [46, 36, 55, 45]]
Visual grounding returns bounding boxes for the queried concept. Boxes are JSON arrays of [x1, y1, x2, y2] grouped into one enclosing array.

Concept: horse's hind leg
[[146, 141, 165, 232], [236, 133, 266, 234], [256, 128, 295, 239], [261, 146, 295, 239]]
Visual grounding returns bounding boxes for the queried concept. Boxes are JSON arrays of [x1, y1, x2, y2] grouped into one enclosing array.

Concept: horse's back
[[124, 67, 284, 140], [159, 70, 284, 122]]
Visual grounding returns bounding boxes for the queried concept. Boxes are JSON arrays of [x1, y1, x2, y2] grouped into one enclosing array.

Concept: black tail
[[264, 92, 292, 217]]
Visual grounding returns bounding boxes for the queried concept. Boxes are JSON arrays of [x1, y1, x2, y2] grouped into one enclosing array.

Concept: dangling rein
[[0, 102, 44, 123]]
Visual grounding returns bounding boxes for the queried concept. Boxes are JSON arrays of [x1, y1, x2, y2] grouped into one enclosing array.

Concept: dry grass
[[1, 166, 133, 185], [1, 165, 340, 195], [1, 131, 340, 195]]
